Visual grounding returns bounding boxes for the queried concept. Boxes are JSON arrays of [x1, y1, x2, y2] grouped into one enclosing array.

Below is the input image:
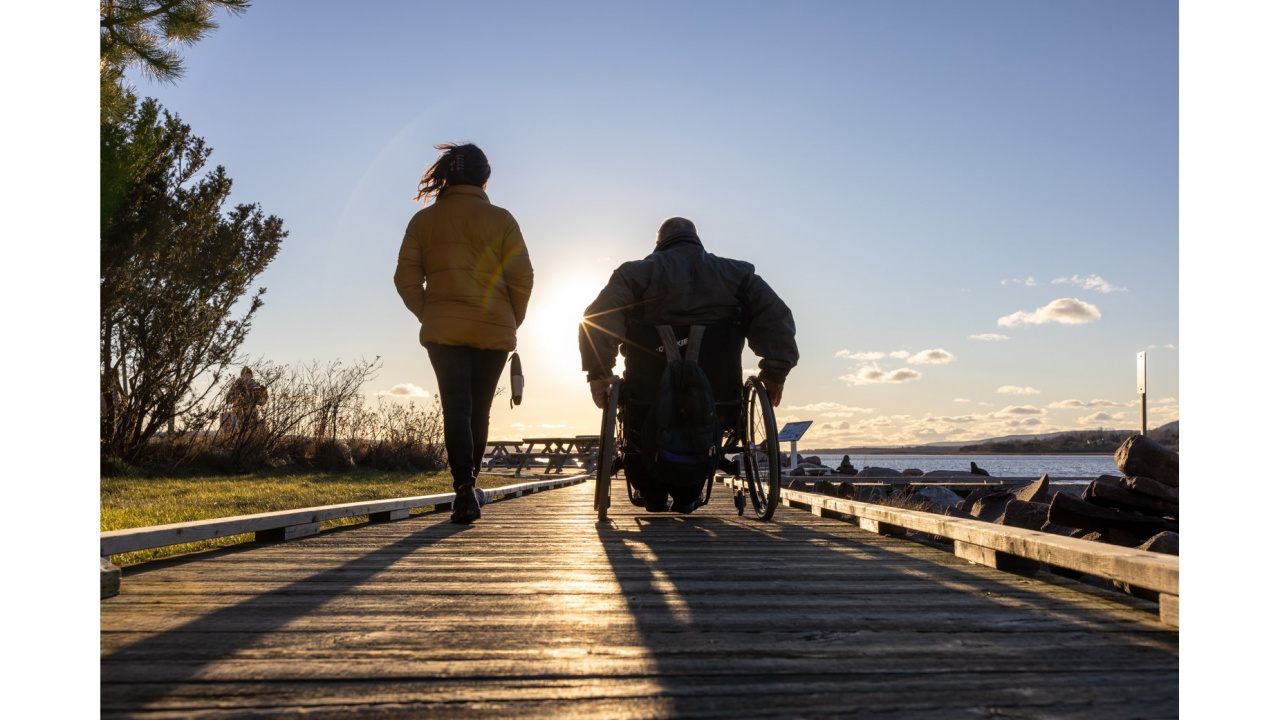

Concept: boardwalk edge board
[[730, 479, 1179, 625], [100, 474, 590, 598]]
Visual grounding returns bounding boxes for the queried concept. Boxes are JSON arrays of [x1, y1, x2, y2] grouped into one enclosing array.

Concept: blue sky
[[107, 0, 1180, 448]]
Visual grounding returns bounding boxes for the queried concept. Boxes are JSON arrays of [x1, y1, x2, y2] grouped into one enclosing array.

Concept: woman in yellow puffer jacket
[[394, 142, 534, 524]]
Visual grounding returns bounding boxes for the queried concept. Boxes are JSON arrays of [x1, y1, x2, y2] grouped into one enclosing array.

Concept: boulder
[[1040, 515, 1084, 537], [902, 468, 924, 476], [835, 482, 858, 500], [970, 461, 991, 477], [912, 485, 965, 514], [923, 469, 980, 477], [1047, 492, 1177, 541], [786, 477, 810, 489], [835, 455, 858, 475], [1114, 434, 1179, 487], [803, 455, 823, 466], [943, 505, 974, 520], [996, 500, 1050, 531], [1084, 475, 1178, 518], [856, 486, 887, 503], [960, 487, 996, 515], [971, 490, 1016, 523], [1138, 530, 1179, 556], [1013, 475, 1050, 504], [1122, 475, 1179, 504], [789, 466, 807, 477], [797, 461, 831, 476], [815, 480, 839, 496], [857, 466, 903, 477]]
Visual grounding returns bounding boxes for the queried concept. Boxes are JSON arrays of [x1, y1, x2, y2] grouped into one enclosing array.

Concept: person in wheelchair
[[578, 216, 799, 513]]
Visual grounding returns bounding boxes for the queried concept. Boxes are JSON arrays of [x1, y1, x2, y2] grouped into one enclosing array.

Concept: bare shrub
[[347, 397, 447, 471], [121, 356, 451, 474]]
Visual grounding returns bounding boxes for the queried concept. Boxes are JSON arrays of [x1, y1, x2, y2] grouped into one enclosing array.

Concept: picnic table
[[484, 436, 601, 475]]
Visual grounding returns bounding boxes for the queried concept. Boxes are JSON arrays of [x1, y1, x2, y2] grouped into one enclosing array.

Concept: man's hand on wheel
[[589, 378, 612, 409], [761, 378, 783, 407]]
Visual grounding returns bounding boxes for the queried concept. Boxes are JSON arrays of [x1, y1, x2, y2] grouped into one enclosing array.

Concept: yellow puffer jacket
[[394, 186, 534, 351]]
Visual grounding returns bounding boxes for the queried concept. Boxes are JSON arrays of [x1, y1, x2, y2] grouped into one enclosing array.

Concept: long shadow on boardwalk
[[100, 519, 471, 713], [594, 508, 1178, 719]]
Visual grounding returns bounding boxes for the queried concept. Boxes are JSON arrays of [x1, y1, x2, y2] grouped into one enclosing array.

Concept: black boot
[[450, 484, 482, 524]]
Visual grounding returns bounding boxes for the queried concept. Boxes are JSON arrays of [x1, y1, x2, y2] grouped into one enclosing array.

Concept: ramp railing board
[[726, 479, 1179, 627], [100, 475, 589, 598]]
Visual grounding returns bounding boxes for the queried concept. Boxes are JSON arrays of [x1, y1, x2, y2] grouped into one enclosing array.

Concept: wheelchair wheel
[[594, 378, 621, 522], [741, 376, 780, 520]]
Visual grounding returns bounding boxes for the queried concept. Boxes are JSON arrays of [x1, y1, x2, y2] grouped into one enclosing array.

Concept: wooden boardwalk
[[101, 478, 1178, 719]]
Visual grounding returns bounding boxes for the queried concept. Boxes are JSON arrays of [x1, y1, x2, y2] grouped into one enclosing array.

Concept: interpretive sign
[[777, 421, 812, 443], [777, 421, 813, 471]]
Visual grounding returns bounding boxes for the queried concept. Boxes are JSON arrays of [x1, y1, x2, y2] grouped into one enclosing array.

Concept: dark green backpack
[[642, 325, 721, 487]]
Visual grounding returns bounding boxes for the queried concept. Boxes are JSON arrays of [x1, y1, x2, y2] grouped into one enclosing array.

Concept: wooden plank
[[859, 517, 908, 536], [766, 483, 1179, 597], [954, 540, 1040, 575], [1160, 593, 1179, 627], [100, 475, 589, 556], [255, 522, 320, 542], [101, 557, 121, 599]]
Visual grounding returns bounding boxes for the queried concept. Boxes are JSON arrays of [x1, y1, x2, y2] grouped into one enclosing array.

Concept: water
[[790, 453, 1117, 494], [807, 453, 1116, 478]]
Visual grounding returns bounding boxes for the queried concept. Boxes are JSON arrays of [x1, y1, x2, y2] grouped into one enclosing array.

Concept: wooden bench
[[486, 436, 602, 476]]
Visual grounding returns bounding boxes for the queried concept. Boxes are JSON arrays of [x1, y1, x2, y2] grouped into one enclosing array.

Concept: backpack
[[641, 325, 722, 488]]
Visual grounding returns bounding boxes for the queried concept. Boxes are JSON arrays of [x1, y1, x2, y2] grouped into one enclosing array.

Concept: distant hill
[[808, 421, 1178, 455]]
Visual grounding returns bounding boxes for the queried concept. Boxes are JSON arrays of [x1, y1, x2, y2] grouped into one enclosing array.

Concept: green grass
[[101, 469, 516, 566]]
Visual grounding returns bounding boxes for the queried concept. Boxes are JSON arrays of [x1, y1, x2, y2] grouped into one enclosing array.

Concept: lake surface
[[803, 453, 1116, 484]]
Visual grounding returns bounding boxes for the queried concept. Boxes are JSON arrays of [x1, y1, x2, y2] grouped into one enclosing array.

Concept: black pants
[[425, 342, 509, 490]]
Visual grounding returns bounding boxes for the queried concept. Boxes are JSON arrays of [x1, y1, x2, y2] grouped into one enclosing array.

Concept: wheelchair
[[593, 371, 781, 522]]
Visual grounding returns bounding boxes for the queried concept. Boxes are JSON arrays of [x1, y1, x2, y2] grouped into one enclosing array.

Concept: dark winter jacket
[[578, 231, 798, 388]]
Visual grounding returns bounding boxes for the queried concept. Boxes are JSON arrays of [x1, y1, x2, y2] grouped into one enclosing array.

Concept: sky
[[110, 0, 1181, 449]]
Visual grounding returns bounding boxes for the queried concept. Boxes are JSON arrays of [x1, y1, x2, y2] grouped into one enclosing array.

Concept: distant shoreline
[[804, 449, 1116, 456]]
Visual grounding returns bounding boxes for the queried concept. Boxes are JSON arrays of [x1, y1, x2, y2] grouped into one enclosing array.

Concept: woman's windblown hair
[[416, 142, 491, 204]]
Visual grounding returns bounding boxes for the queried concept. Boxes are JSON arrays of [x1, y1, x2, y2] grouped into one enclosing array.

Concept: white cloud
[[969, 333, 1010, 341], [998, 298, 1101, 327], [839, 366, 923, 385], [838, 349, 913, 360], [835, 350, 884, 360], [1078, 411, 1127, 424], [381, 383, 431, 399], [819, 421, 851, 430], [996, 405, 1046, 416], [785, 402, 875, 417], [954, 398, 970, 403], [1147, 344, 1177, 350], [1001, 276, 1037, 286], [1048, 398, 1122, 409], [1052, 274, 1126, 293], [907, 348, 955, 365], [997, 386, 1040, 395]]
